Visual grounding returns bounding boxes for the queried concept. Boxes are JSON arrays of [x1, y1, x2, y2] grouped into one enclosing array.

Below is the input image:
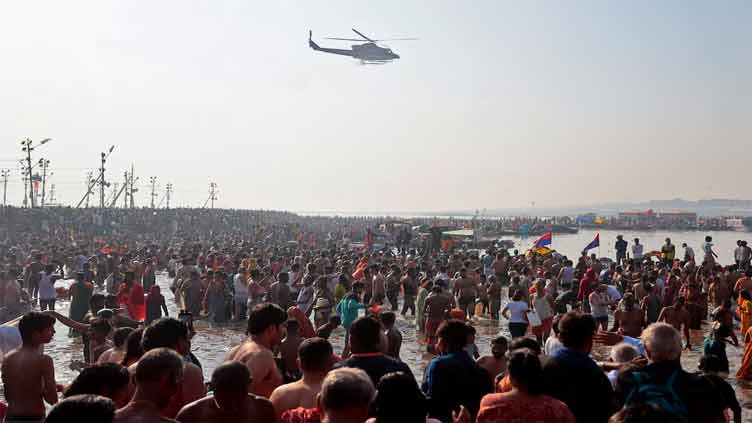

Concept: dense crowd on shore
[[0, 207, 751, 422]]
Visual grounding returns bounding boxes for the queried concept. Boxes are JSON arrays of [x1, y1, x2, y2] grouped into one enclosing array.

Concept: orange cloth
[[740, 299, 752, 339], [737, 327, 752, 380], [118, 282, 146, 322], [495, 374, 513, 393]]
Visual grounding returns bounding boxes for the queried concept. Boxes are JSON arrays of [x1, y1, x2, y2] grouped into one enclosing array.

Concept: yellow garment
[[741, 299, 752, 338]]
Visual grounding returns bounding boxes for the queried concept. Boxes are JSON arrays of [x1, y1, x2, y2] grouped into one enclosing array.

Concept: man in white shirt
[[631, 238, 643, 262]]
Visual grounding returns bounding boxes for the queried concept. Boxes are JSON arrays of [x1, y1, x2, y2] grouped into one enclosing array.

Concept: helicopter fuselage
[[309, 38, 399, 62]]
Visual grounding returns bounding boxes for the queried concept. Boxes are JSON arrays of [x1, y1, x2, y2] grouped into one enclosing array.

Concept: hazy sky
[[1, 1, 750, 212]]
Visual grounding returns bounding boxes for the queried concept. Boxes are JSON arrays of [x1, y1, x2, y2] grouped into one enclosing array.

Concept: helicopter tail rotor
[[308, 31, 320, 50]]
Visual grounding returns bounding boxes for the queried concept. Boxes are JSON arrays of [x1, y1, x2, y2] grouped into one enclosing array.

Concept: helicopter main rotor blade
[[324, 37, 367, 41], [374, 38, 419, 41], [351, 28, 375, 42], [325, 36, 419, 42]]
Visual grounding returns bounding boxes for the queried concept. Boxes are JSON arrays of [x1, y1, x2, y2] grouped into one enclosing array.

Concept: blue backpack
[[624, 370, 688, 423]]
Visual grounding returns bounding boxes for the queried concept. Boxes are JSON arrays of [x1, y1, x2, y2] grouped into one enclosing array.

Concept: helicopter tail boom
[[309, 30, 354, 57]]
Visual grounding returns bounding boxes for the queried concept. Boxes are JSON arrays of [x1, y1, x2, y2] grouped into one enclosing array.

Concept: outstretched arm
[[44, 311, 89, 333]]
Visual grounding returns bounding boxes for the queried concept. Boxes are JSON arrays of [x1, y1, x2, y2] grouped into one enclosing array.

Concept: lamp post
[[39, 158, 50, 207], [20, 138, 51, 208], [0, 169, 9, 206], [98, 146, 115, 208]]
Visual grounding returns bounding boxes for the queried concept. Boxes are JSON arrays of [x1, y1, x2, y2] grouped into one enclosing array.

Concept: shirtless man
[[278, 319, 303, 382], [658, 296, 692, 349], [612, 294, 644, 338], [137, 317, 206, 418], [423, 285, 453, 348], [270, 337, 335, 417], [176, 362, 275, 423], [1, 312, 58, 423], [476, 336, 508, 381], [226, 303, 287, 397], [115, 348, 184, 423]]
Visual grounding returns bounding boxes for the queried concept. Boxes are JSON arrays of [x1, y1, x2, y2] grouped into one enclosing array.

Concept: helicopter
[[308, 28, 417, 64]]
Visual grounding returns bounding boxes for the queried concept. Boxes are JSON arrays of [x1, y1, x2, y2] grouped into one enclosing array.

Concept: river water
[[14, 228, 752, 420]]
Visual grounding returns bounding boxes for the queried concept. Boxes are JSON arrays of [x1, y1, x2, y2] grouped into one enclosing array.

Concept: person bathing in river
[[658, 296, 693, 349], [1, 312, 59, 423], [612, 293, 644, 338], [146, 284, 169, 325]]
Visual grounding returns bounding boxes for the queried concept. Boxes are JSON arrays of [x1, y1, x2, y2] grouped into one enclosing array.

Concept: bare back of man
[[270, 378, 322, 416], [114, 401, 177, 423], [658, 305, 692, 348], [659, 306, 690, 331], [1, 346, 57, 422], [175, 394, 275, 423], [226, 340, 283, 397]]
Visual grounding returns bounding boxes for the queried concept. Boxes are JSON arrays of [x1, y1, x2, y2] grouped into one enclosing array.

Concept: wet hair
[[557, 312, 596, 350], [141, 317, 189, 352], [247, 303, 288, 335], [491, 336, 509, 358], [90, 318, 112, 337], [349, 316, 383, 353], [18, 311, 55, 344], [436, 319, 469, 353], [380, 311, 396, 328], [299, 337, 333, 373], [507, 349, 543, 395], [509, 337, 542, 355], [373, 372, 428, 423], [320, 368, 375, 412], [135, 348, 184, 384], [121, 328, 144, 366], [210, 361, 251, 393], [64, 363, 130, 399], [45, 394, 115, 423]]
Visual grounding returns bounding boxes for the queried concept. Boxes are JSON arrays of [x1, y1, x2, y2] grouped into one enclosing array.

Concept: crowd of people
[[0, 206, 750, 422]]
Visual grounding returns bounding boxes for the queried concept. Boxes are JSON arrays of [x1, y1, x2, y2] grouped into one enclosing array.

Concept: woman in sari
[[737, 324, 752, 380]]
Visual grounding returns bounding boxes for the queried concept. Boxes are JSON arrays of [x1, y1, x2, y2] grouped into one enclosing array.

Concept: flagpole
[[598, 232, 601, 259]]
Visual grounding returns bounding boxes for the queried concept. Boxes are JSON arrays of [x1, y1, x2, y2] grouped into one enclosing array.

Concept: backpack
[[624, 370, 688, 423]]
